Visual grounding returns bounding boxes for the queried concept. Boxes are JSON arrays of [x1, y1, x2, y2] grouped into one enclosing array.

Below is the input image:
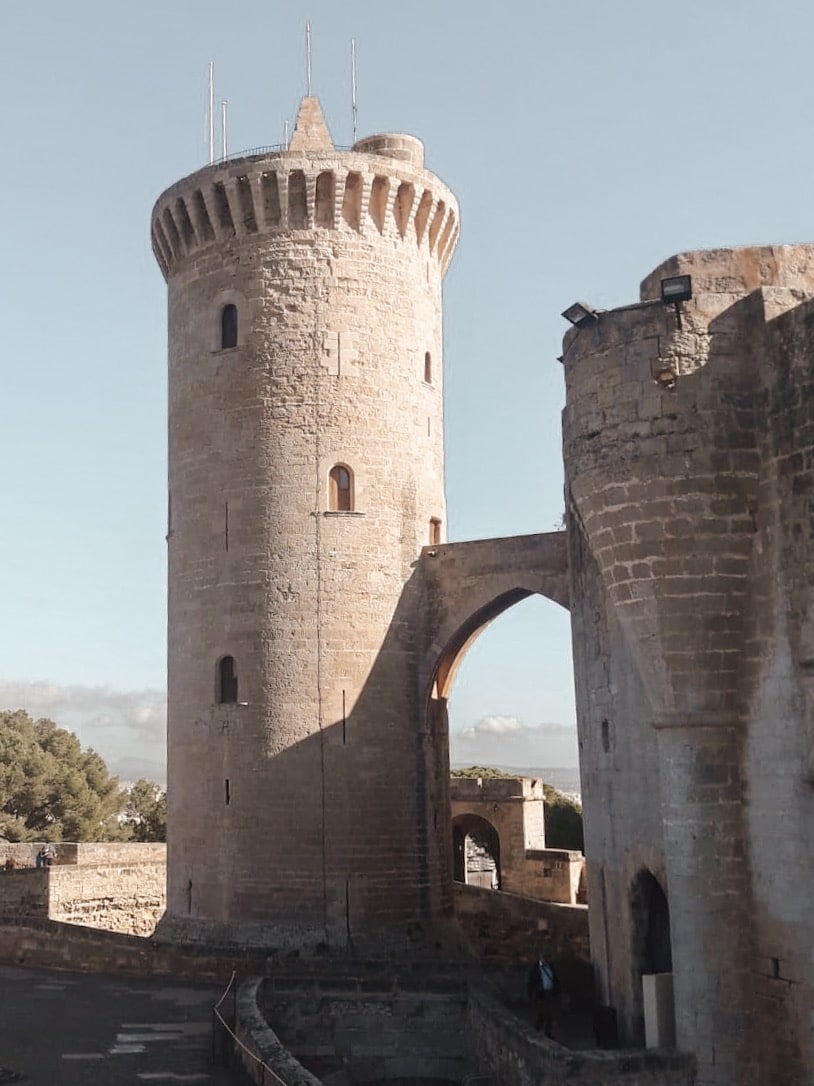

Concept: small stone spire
[[288, 97, 334, 152]]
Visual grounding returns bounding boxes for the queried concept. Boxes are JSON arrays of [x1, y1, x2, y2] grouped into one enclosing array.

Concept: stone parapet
[[469, 983, 695, 1086], [151, 138, 458, 281]]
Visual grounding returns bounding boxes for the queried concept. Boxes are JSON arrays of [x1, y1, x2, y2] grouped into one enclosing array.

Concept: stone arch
[[451, 812, 501, 889], [434, 587, 533, 699], [419, 532, 570, 754]]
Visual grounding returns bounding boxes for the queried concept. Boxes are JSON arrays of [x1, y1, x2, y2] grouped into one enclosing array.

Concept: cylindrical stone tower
[[151, 98, 459, 947]]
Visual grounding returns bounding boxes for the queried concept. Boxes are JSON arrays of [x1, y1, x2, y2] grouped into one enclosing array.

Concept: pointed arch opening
[[630, 868, 675, 1047], [427, 587, 576, 841]]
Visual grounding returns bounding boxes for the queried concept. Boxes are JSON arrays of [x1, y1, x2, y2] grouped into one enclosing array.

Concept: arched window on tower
[[328, 465, 353, 512], [221, 304, 238, 349], [217, 655, 238, 704], [429, 518, 442, 545]]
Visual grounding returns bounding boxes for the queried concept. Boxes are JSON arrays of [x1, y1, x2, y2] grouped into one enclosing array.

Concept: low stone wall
[[0, 843, 166, 935], [235, 977, 322, 1086], [0, 916, 277, 980], [0, 842, 166, 868], [0, 869, 49, 920], [469, 984, 695, 1086], [48, 864, 165, 935], [257, 973, 471, 1083], [507, 849, 585, 905], [454, 881, 590, 963]]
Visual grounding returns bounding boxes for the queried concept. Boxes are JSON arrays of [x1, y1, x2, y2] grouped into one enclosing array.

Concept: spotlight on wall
[[561, 301, 599, 328], [660, 275, 692, 305], [660, 274, 692, 330]]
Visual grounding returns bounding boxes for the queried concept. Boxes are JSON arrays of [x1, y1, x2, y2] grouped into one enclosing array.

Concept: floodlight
[[561, 302, 599, 328], [660, 275, 693, 305]]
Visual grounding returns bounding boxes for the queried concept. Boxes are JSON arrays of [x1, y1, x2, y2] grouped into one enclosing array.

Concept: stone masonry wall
[[47, 865, 165, 935], [738, 290, 814, 1084], [469, 983, 695, 1086], [563, 245, 814, 1086], [0, 844, 166, 935], [258, 977, 470, 1084], [453, 882, 589, 965]]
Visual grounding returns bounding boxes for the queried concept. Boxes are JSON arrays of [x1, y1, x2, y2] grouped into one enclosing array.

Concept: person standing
[[528, 950, 559, 1036]]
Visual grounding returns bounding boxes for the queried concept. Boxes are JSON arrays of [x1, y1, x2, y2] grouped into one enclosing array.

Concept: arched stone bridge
[[418, 530, 569, 699]]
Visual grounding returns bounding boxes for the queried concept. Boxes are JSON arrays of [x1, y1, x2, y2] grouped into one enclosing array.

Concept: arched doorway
[[631, 869, 672, 975], [452, 813, 501, 889], [630, 869, 675, 1046]]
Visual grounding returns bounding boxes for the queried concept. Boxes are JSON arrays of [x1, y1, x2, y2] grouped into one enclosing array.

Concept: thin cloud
[[0, 680, 166, 785], [452, 714, 578, 768]]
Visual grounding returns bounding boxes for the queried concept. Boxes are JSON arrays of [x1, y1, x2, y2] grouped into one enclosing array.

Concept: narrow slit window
[[429, 518, 442, 545], [221, 304, 238, 349], [217, 655, 238, 704], [424, 351, 432, 384], [329, 465, 353, 512]]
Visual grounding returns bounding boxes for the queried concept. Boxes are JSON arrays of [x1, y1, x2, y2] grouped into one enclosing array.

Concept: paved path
[[0, 964, 250, 1084]]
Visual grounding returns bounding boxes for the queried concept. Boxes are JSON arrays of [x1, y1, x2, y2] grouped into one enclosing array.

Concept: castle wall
[[739, 293, 814, 1084], [0, 844, 166, 935], [563, 245, 814, 1086], [453, 882, 589, 964]]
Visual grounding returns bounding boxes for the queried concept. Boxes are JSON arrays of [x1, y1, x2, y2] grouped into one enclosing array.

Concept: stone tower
[[150, 98, 459, 947], [563, 245, 814, 1085]]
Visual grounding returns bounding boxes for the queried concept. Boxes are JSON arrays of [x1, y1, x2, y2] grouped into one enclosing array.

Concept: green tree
[[123, 779, 167, 842], [543, 784, 584, 852], [0, 710, 126, 841]]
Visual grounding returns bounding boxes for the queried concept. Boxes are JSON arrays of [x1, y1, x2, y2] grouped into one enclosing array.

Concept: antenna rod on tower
[[208, 61, 215, 165], [284, 119, 289, 150], [351, 39, 358, 144], [306, 21, 312, 96], [221, 99, 228, 162]]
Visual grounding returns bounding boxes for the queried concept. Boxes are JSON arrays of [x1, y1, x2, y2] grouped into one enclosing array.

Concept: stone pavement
[[0, 963, 250, 1084]]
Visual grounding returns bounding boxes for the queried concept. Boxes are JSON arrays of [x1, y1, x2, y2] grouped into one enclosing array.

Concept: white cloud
[[459, 714, 524, 736], [451, 714, 579, 769], [0, 680, 166, 785]]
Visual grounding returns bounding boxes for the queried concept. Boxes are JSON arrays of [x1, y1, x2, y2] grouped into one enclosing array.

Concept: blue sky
[[1, 0, 811, 781]]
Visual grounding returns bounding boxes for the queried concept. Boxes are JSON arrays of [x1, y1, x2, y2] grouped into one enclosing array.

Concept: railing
[[212, 970, 288, 1086], [202, 142, 354, 168]]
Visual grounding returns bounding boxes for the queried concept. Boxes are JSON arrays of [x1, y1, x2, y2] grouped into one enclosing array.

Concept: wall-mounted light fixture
[[660, 274, 692, 330], [561, 301, 600, 328]]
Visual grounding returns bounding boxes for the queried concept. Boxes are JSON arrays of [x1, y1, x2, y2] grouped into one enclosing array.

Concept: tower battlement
[[151, 103, 459, 281]]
